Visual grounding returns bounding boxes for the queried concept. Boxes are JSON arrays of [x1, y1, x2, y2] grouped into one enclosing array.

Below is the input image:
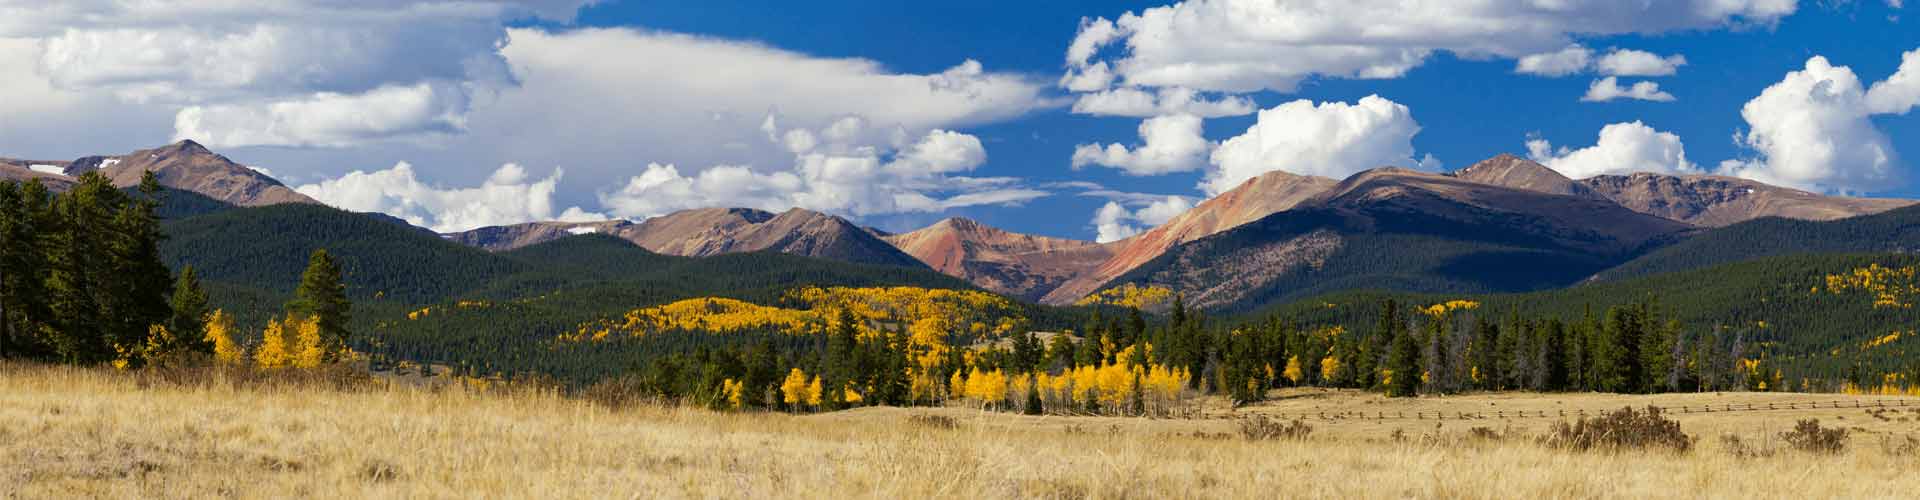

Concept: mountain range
[[11, 141, 1917, 314]]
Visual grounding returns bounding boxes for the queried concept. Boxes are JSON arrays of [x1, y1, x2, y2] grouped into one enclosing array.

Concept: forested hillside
[[1244, 253, 1920, 388], [1598, 205, 1920, 281]]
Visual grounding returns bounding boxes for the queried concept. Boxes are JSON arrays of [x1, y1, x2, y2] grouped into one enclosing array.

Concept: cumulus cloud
[[7, 1, 592, 148], [1595, 49, 1688, 77], [1866, 48, 1920, 115], [1070, 87, 1255, 118], [597, 125, 1047, 220], [1071, 114, 1212, 176], [1205, 95, 1430, 195], [1515, 46, 1595, 77], [1582, 77, 1678, 102], [294, 162, 604, 233], [174, 82, 470, 148], [1088, 195, 1194, 243], [1064, 0, 1792, 93], [1525, 121, 1698, 179], [1718, 55, 1904, 193]]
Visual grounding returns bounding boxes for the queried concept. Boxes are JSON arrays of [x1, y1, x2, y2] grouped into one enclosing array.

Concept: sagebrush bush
[[1543, 406, 1693, 453], [1780, 419, 1848, 454], [909, 414, 959, 430], [1238, 416, 1313, 441]]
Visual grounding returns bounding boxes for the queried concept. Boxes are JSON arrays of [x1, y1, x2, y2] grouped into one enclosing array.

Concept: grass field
[[4, 363, 1919, 499]]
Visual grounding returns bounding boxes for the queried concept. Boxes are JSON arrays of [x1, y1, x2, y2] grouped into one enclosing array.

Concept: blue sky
[[4, 1, 1920, 240]]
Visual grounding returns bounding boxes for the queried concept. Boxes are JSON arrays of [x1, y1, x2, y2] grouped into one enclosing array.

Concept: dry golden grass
[[4, 363, 1919, 499]]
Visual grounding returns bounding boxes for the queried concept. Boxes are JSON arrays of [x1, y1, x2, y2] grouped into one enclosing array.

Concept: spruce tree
[[1386, 322, 1421, 398], [1024, 373, 1044, 415], [167, 266, 213, 356], [287, 249, 351, 361]]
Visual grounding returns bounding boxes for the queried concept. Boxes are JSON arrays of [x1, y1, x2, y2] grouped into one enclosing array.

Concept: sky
[[4, 0, 1920, 241]]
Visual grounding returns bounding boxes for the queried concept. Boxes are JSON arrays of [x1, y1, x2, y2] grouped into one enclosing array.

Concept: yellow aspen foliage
[[721, 379, 745, 409], [140, 324, 193, 367], [205, 310, 245, 364], [253, 317, 294, 369], [1825, 264, 1920, 309], [805, 377, 823, 407], [290, 315, 327, 368], [1074, 283, 1175, 310], [781, 369, 810, 406], [843, 387, 863, 404], [562, 286, 1023, 349], [1282, 356, 1303, 384], [964, 368, 1008, 404], [1319, 356, 1341, 382], [949, 370, 966, 400]]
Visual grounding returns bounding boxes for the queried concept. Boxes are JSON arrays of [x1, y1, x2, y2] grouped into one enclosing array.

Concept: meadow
[[4, 363, 1918, 499]]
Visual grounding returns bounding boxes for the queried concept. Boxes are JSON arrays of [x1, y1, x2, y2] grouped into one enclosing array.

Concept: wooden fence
[[1229, 399, 1919, 422]]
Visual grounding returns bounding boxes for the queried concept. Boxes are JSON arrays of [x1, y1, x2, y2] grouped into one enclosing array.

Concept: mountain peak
[[1452, 154, 1594, 198], [165, 139, 211, 155]]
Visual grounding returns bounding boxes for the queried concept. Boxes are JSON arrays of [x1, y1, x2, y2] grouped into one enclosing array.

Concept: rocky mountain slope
[[1102, 166, 1694, 312], [445, 220, 636, 252], [2, 140, 315, 206], [882, 217, 1117, 301], [1449, 154, 1600, 199], [610, 208, 927, 268], [1577, 173, 1914, 227], [1039, 170, 1339, 305]]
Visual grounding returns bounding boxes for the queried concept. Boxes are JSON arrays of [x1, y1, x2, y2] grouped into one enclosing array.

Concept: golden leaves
[[1075, 283, 1175, 310], [1823, 264, 1920, 309]]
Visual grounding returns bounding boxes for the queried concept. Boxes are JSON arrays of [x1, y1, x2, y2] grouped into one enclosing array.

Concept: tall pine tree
[[286, 249, 351, 362]]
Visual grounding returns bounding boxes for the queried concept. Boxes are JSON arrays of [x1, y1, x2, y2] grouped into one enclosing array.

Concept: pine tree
[[167, 266, 213, 356], [1024, 373, 1044, 415], [1386, 323, 1421, 398], [287, 249, 351, 362]]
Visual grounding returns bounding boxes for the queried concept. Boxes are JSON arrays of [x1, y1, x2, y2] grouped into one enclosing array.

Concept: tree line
[[0, 176, 352, 368]]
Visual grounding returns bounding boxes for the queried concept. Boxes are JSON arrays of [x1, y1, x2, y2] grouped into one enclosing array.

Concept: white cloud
[[1595, 49, 1688, 76], [7, 1, 592, 148], [1071, 114, 1212, 176], [294, 162, 604, 233], [174, 82, 470, 148], [28, 164, 65, 175], [1065, 0, 1793, 94], [1718, 55, 1902, 193], [2, 6, 1062, 227], [1088, 195, 1195, 243], [1582, 77, 1677, 102], [1206, 95, 1428, 195], [1134, 195, 1196, 226], [1525, 121, 1698, 179], [597, 127, 1047, 220], [1070, 87, 1255, 118], [1866, 48, 1920, 115], [1092, 201, 1142, 243], [1515, 45, 1594, 77]]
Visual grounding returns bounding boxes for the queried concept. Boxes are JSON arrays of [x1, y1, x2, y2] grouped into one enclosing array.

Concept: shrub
[[1543, 406, 1693, 453], [1718, 434, 1777, 459], [909, 414, 959, 430], [1881, 435, 1920, 459], [1779, 419, 1848, 454], [1238, 415, 1313, 441]]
